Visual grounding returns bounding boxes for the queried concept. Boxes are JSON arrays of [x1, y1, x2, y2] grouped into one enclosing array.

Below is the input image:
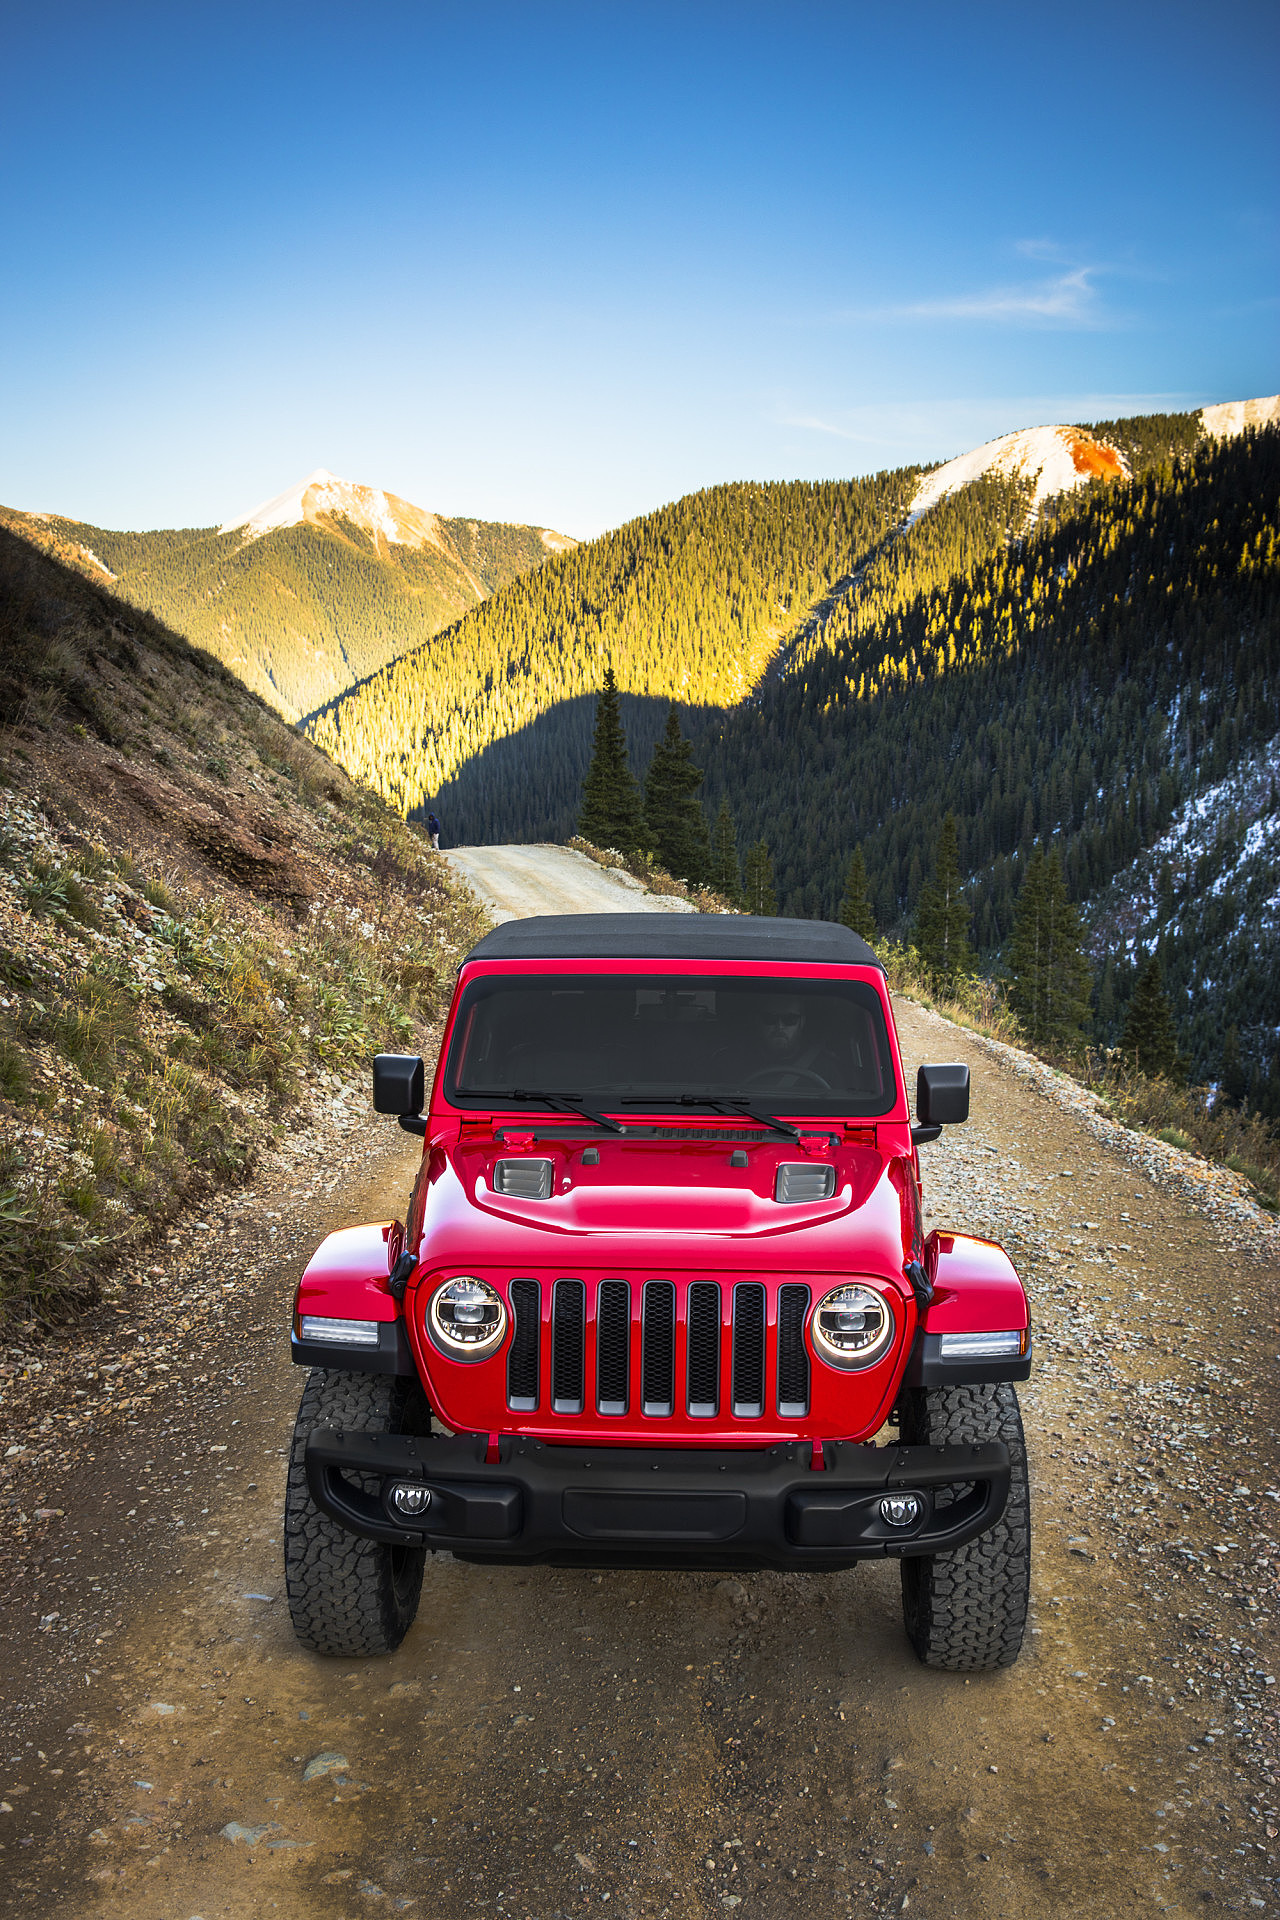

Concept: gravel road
[[442, 844, 697, 922], [1, 862, 1277, 1919]]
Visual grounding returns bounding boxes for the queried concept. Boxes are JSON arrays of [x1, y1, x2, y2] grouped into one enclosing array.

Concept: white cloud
[[846, 253, 1115, 329]]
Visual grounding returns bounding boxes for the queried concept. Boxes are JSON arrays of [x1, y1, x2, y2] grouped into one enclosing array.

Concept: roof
[[462, 913, 885, 970]]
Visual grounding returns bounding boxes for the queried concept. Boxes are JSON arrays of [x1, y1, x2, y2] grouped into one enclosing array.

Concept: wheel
[[897, 1381, 1030, 1672], [283, 1368, 432, 1657]]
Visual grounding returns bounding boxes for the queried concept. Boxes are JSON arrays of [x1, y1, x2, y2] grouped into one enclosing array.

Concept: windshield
[[445, 973, 898, 1117]]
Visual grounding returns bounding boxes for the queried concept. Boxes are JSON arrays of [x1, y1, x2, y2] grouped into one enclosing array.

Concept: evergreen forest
[[0, 505, 564, 725]]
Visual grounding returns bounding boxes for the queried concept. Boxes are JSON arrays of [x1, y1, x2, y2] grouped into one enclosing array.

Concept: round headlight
[[811, 1283, 895, 1369], [428, 1277, 507, 1358]]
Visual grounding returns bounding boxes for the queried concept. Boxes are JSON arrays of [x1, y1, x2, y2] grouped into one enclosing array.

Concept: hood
[[416, 1134, 911, 1276]]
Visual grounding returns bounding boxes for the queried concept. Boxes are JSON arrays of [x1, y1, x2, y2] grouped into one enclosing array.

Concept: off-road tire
[[898, 1381, 1030, 1672], [284, 1368, 431, 1658]]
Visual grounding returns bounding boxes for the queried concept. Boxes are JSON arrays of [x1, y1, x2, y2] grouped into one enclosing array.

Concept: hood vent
[[494, 1158, 554, 1199], [775, 1162, 836, 1204]]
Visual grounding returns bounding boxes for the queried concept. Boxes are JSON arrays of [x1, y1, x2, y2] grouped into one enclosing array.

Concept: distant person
[[427, 811, 442, 851]]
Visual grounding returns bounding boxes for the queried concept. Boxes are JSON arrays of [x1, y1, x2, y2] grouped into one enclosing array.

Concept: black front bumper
[[304, 1431, 1011, 1570]]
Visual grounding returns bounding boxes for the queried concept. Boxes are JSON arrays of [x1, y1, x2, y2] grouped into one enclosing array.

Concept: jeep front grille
[[777, 1284, 812, 1416], [686, 1281, 721, 1417], [731, 1282, 766, 1417], [507, 1277, 812, 1420], [551, 1278, 586, 1413], [506, 1278, 541, 1410], [641, 1280, 676, 1416], [595, 1279, 630, 1415]]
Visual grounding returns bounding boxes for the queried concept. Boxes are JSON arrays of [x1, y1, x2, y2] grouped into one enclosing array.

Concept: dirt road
[[2, 865, 1277, 1919], [442, 845, 697, 922]]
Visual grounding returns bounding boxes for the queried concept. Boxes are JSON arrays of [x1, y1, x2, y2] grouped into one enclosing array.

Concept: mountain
[[301, 397, 1276, 1099], [310, 402, 1256, 826], [0, 471, 575, 724]]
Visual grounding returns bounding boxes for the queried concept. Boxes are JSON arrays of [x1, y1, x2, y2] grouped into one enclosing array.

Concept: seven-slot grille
[[504, 1278, 814, 1420]]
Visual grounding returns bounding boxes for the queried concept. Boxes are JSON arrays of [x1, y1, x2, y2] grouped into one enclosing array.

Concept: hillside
[[693, 425, 1279, 1100], [409, 406, 1276, 1099], [305, 405, 1235, 827], [0, 470, 574, 725], [0, 522, 486, 1324]]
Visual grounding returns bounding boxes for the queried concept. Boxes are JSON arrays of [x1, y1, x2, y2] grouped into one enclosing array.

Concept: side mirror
[[915, 1062, 970, 1136], [373, 1053, 425, 1118]]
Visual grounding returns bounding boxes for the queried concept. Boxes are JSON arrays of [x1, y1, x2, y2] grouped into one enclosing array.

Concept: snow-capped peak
[[219, 468, 444, 550], [1200, 394, 1280, 439], [907, 424, 1129, 524]]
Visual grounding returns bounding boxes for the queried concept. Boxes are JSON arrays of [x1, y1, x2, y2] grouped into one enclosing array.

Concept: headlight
[[811, 1283, 896, 1369], [428, 1277, 507, 1358]]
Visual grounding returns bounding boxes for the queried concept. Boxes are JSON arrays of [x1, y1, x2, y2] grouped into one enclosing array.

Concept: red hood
[[413, 1134, 910, 1278]]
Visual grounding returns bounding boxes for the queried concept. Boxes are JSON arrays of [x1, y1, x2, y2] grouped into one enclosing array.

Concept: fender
[[901, 1230, 1032, 1387], [290, 1221, 417, 1376]]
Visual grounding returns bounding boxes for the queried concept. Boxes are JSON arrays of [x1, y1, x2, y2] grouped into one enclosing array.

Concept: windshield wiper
[[618, 1094, 801, 1143], [493, 1089, 624, 1134]]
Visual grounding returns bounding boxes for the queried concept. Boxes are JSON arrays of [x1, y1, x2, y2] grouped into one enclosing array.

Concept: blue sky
[[1, 0, 1275, 536]]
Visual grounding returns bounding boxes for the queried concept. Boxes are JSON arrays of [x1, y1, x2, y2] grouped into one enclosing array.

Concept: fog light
[[391, 1482, 431, 1516], [880, 1492, 923, 1528]]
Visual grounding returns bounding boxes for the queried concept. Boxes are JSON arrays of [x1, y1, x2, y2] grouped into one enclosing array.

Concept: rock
[[303, 1751, 349, 1782], [222, 1821, 279, 1844]]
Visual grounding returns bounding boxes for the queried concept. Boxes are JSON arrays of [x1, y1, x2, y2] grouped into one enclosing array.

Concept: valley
[[0, 470, 575, 726]]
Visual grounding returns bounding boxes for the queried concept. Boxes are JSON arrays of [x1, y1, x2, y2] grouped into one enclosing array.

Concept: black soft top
[[463, 913, 884, 971]]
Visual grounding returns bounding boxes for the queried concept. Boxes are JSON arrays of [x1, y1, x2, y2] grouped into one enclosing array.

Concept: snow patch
[[539, 527, 578, 553], [1200, 394, 1280, 440], [219, 468, 446, 552], [907, 424, 1128, 525], [1087, 735, 1280, 956], [76, 543, 116, 581]]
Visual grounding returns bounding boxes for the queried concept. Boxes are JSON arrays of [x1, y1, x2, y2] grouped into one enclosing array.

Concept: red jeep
[[284, 915, 1031, 1670]]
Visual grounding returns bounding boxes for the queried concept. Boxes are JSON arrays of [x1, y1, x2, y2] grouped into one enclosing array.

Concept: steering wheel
[[741, 1066, 832, 1092]]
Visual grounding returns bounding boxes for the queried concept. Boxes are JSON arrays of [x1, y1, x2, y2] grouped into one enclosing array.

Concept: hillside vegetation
[[304, 467, 1056, 815], [0, 503, 565, 725], [0, 525, 486, 1325]]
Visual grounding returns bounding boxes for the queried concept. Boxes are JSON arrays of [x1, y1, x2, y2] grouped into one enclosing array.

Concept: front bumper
[[304, 1431, 1011, 1570]]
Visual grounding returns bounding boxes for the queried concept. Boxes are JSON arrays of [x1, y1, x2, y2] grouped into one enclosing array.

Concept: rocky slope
[[0, 521, 487, 1326]]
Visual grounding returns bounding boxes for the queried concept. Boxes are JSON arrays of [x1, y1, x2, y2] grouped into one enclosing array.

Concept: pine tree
[[744, 842, 777, 916], [1221, 1024, 1248, 1107], [710, 796, 743, 905], [915, 814, 972, 987], [578, 666, 641, 853], [1121, 955, 1185, 1079], [1007, 848, 1092, 1047], [838, 845, 877, 943], [641, 704, 710, 884]]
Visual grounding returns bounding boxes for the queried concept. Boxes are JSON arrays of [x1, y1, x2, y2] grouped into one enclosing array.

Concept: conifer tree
[[1007, 847, 1092, 1047], [1221, 1024, 1248, 1107], [838, 846, 877, 943], [915, 814, 972, 987], [1122, 955, 1185, 1079], [578, 666, 641, 854], [710, 797, 743, 905], [744, 842, 777, 916], [642, 704, 710, 884]]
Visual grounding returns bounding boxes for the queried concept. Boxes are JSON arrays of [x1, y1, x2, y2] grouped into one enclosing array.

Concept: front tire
[[898, 1381, 1030, 1672], [283, 1368, 431, 1657]]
